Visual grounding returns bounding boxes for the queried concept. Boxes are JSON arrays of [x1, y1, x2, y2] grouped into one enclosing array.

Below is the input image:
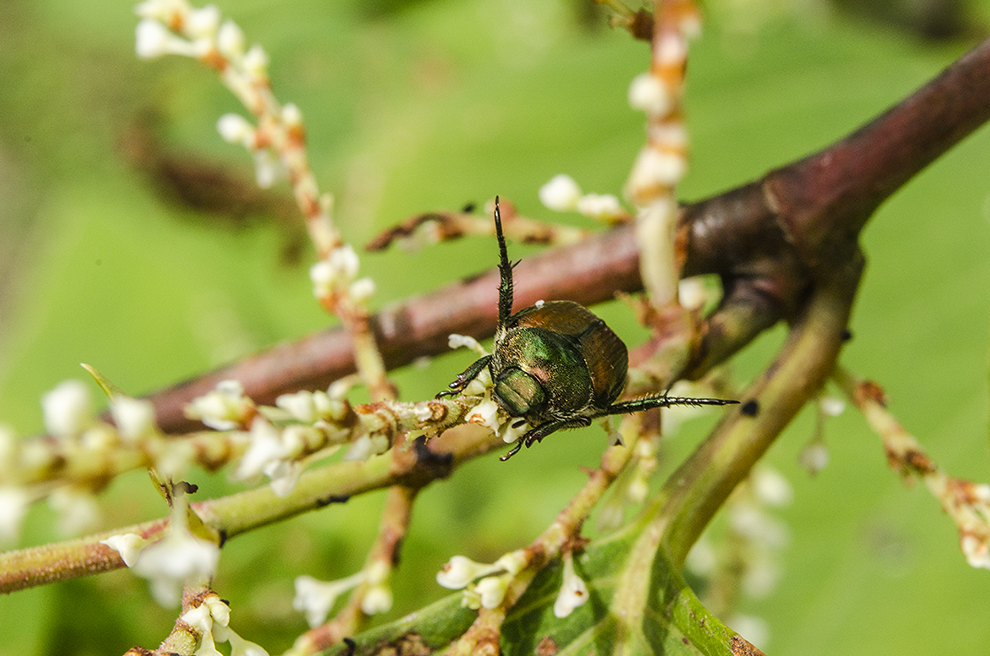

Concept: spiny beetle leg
[[435, 355, 492, 399]]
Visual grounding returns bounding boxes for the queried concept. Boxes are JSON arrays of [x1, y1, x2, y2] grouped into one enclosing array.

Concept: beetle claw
[[500, 439, 524, 461]]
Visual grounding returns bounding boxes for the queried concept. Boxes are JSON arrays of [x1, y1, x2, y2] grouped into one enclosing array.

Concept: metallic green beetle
[[438, 197, 738, 461]]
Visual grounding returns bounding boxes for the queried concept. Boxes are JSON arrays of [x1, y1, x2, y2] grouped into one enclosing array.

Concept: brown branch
[[141, 36, 990, 434]]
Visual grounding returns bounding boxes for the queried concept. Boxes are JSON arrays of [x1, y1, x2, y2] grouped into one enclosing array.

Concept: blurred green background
[[1, 0, 989, 654]]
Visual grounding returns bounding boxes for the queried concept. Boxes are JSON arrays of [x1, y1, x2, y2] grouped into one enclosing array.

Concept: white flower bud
[[135, 19, 174, 58], [961, 534, 990, 570], [576, 193, 623, 220], [242, 44, 269, 76], [448, 334, 484, 354], [217, 113, 254, 146], [112, 396, 157, 442], [539, 174, 582, 211], [437, 555, 499, 589], [819, 396, 845, 417], [751, 468, 793, 508], [349, 277, 376, 304], [252, 149, 285, 189], [553, 555, 589, 618], [42, 380, 93, 438], [627, 147, 687, 198], [216, 19, 246, 59], [282, 103, 303, 127], [185, 4, 221, 38], [293, 572, 365, 628], [798, 440, 829, 474], [101, 532, 150, 567], [466, 399, 499, 431], [276, 390, 319, 423], [361, 585, 393, 615], [475, 575, 509, 609], [628, 73, 672, 116]]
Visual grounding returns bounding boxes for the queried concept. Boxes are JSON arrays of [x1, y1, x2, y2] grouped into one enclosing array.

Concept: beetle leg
[[493, 197, 515, 329], [602, 395, 739, 414], [499, 439, 524, 461], [436, 355, 492, 398], [521, 416, 592, 449]]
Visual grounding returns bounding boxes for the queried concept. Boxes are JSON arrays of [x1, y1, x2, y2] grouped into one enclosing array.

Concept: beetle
[[438, 197, 738, 461]]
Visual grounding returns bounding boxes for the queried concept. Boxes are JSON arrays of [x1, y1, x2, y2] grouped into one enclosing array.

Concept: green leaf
[[326, 523, 753, 655]]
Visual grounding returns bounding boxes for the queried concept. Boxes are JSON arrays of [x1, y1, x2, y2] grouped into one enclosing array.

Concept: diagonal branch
[[139, 36, 990, 434]]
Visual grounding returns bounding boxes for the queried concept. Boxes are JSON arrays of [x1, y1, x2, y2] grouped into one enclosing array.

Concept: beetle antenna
[[601, 395, 739, 417], [494, 196, 514, 327]]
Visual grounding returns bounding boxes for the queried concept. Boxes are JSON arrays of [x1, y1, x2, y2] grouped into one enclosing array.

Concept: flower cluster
[[309, 244, 376, 307], [180, 593, 268, 656], [538, 175, 627, 224], [292, 561, 393, 628], [101, 492, 220, 607], [0, 376, 190, 545], [436, 551, 528, 610]]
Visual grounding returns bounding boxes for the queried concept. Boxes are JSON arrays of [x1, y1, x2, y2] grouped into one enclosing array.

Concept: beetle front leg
[[436, 355, 492, 398], [519, 416, 592, 449]]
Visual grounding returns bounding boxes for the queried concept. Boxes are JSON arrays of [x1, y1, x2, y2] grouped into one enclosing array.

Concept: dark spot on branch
[[462, 201, 476, 213], [842, 328, 853, 342], [316, 495, 351, 508], [342, 637, 356, 656], [741, 400, 760, 417], [217, 529, 228, 547]]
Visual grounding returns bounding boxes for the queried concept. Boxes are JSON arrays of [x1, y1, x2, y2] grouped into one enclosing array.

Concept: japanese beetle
[[438, 197, 738, 461]]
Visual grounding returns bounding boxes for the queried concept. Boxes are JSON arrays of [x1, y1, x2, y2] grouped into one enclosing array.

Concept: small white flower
[[678, 277, 707, 311], [534, 299, 545, 308], [448, 334, 484, 354], [499, 419, 530, 445], [436, 555, 500, 589], [576, 193, 623, 221], [0, 486, 31, 544], [217, 113, 255, 146], [728, 614, 770, 650], [42, 380, 93, 438], [466, 399, 500, 432], [252, 149, 285, 189], [293, 572, 365, 628], [185, 4, 221, 38], [361, 585, 393, 615], [135, 18, 176, 58], [751, 468, 793, 508], [112, 396, 157, 442], [329, 245, 360, 281], [242, 44, 269, 76], [226, 629, 269, 656], [961, 534, 990, 570], [276, 390, 320, 423], [343, 434, 389, 461], [627, 147, 687, 193], [461, 367, 493, 397], [539, 174, 582, 211], [48, 487, 100, 536], [798, 440, 829, 474], [819, 396, 846, 417], [101, 532, 150, 567], [474, 574, 509, 609], [132, 526, 221, 606], [234, 418, 286, 481], [186, 380, 252, 431], [628, 72, 673, 116], [349, 277, 376, 304], [553, 554, 589, 618], [181, 603, 214, 633], [493, 549, 528, 576], [216, 18, 245, 59], [282, 103, 303, 127], [264, 458, 301, 498]]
